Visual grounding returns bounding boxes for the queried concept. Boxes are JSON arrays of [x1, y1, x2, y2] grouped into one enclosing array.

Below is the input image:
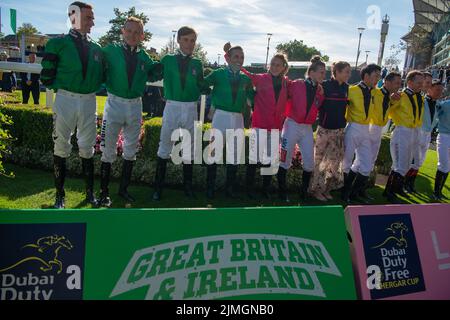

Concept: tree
[[146, 49, 160, 61], [17, 23, 39, 38], [276, 39, 329, 62], [384, 41, 406, 70], [0, 32, 4, 39], [193, 43, 209, 65], [98, 7, 152, 48], [160, 41, 209, 65], [159, 38, 175, 58]]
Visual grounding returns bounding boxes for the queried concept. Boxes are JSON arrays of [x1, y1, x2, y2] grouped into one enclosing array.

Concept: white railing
[[0, 61, 207, 124]]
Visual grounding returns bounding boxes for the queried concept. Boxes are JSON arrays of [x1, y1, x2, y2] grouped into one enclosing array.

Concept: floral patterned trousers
[[310, 126, 345, 194]]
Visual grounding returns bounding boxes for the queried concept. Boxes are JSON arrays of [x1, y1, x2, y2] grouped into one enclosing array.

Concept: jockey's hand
[[207, 107, 215, 121], [391, 92, 401, 101], [317, 84, 324, 96]]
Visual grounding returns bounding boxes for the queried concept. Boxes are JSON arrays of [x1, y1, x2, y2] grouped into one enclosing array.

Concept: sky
[[0, 0, 414, 68]]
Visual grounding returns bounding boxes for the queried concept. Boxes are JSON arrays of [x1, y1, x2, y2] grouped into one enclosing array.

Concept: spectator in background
[[446, 66, 450, 86], [0, 52, 17, 92], [20, 53, 41, 105], [143, 85, 163, 117], [432, 67, 439, 79], [439, 67, 445, 83], [377, 66, 388, 88]]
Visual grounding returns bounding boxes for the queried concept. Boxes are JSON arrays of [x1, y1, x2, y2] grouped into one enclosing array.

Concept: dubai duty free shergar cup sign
[[0, 206, 356, 300], [345, 204, 450, 300]]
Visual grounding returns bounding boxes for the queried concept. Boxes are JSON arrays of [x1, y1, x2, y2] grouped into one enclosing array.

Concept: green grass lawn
[[0, 150, 448, 209], [16, 89, 107, 114]]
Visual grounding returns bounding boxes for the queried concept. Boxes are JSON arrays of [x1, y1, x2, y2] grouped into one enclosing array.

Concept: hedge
[[375, 134, 393, 175], [0, 98, 393, 190]]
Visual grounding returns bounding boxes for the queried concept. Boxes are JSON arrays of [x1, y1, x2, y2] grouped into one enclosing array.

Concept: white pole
[[46, 89, 54, 108], [0, 61, 42, 73], [199, 94, 206, 124], [20, 34, 26, 62]]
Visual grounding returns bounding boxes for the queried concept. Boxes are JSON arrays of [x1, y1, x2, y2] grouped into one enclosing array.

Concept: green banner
[[10, 9, 16, 35], [0, 206, 356, 300]]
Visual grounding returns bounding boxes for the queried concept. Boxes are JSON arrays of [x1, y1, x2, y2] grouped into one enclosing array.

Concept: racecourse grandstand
[[402, 0, 449, 71]]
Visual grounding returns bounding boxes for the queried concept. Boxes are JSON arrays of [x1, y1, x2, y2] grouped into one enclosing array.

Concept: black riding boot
[[440, 172, 449, 199], [404, 169, 414, 193], [206, 164, 217, 199], [409, 169, 419, 193], [82, 158, 97, 206], [300, 170, 312, 201], [246, 164, 258, 199], [394, 172, 409, 198], [262, 174, 272, 199], [119, 159, 135, 202], [358, 174, 374, 201], [98, 161, 112, 207], [152, 157, 167, 201], [383, 170, 399, 203], [433, 170, 448, 201], [183, 163, 196, 199], [225, 165, 239, 199], [53, 155, 66, 209], [277, 167, 290, 202], [341, 170, 357, 203], [350, 173, 370, 204]]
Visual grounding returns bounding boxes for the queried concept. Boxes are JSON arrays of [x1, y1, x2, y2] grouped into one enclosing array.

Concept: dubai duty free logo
[[110, 234, 343, 300], [0, 224, 86, 300], [359, 215, 426, 299]]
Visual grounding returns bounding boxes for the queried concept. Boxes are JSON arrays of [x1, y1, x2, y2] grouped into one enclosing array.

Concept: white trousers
[[248, 128, 280, 165], [352, 124, 383, 174], [390, 126, 414, 176], [52, 89, 97, 159], [211, 109, 244, 165], [279, 118, 314, 171], [100, 93, 142, 163], [343, 122, 371, 176], [411, 128, 431, 170], [157, 100, 198, 160], [437, 132, 450, 173]]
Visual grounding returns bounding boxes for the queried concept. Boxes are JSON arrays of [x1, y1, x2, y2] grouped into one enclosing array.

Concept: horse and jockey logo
[[0, 235, 74, 274], [359, 214, 425, 299], [372, 222, 408, 249]]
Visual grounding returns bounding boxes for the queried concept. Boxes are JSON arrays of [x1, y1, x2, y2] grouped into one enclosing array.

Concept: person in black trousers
[[0, 52, 17, 92], [20, 53, 40, 105]]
